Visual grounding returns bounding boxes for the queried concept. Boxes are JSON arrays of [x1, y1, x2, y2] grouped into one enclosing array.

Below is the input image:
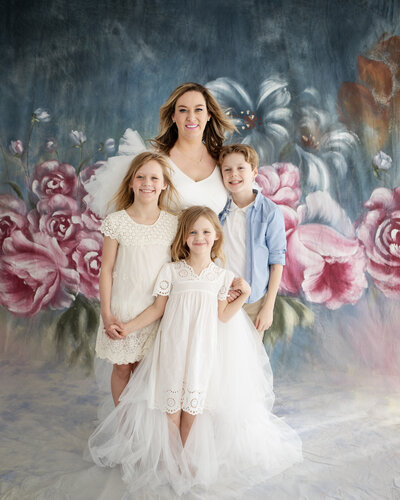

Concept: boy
[[218, 144, 286, 339]]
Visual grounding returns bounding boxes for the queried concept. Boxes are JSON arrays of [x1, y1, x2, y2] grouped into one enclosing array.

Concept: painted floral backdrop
[[1, 17, 399, 372]]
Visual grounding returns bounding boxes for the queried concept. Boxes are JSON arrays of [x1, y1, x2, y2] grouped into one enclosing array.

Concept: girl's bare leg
[[111, 363, 136, 405], [180, 411, 196, 447], [167, 409, 182, 431]]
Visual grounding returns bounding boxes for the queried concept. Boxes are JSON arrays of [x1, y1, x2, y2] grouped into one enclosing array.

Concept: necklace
[[175, 144, 205, 166]]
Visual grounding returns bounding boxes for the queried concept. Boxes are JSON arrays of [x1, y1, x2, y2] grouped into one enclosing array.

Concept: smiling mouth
[[140, 189, 155, 193], [186, 124, 198, 129], [229, 180, 242, 185]]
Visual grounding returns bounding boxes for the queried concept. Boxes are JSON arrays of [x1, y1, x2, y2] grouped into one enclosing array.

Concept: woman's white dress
[[88, 260, 302, 498], [168, 159, 228, 215], [95, 210, 178, 364]]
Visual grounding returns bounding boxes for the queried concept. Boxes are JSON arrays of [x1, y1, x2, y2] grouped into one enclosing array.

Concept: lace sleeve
[[100, 213, 119, 240], [218, 269, 235, 301], [153, 263, 173, 296]]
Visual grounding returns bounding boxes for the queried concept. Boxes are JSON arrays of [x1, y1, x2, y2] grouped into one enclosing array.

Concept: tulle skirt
[[88, 310, 302, 498]]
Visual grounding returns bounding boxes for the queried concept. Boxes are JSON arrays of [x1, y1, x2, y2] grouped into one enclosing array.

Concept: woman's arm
[[122, 295, 169, 336], [99, 236, 124, 340], [218, 278, 251, 323]]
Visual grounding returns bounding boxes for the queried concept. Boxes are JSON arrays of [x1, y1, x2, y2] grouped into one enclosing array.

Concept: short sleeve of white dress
[[100, 213, 120, 240], [153, 263, 173, 296], [218, 269, 235, 301]]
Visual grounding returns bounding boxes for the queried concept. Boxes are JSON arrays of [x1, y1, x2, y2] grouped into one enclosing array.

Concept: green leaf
[[5, 181, 24, 200], [53, 295, 100, 371], [263, 295, 314, 349], [278, 142, 294, 161]]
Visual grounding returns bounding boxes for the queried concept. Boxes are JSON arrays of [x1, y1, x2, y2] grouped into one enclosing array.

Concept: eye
[[136, 175, 143, 178], [195, 107, 204, 112], [152, 176, 159, 180], [179, 109, 187, 113]]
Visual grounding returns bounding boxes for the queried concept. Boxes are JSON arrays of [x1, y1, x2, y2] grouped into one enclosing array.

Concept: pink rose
[[0, 230, 79, 317], [81, 208, 102, 231], [356, 187, 400, 298], [28, 195, 83, 254], [281, 224, 368, 309], [72, 231, 102, 299], [0, 195, 28, 251], [31, 160, 77, 199], [256, 163, 301, 209]]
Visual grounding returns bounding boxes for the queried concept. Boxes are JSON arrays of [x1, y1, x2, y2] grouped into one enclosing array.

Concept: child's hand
[[227, 280, 242, 303], [105, 322, 125, 340], [231, 277, 251, 298], [255, 305, 273, 333], [119, 321, 137, 336]]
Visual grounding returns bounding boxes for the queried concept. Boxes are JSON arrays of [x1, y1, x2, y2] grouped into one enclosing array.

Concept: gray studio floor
[[1, 354, 400, 500]]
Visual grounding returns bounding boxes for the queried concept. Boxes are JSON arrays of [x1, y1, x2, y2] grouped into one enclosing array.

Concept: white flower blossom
[[373, 151, 392, 170], [9, 140, 24, 156], [294, 88, 359, 192], [33, 108, 51, 122], [104, 138, 116, 153], [69, 130, 87, 146], [206, 76, 292, 164]]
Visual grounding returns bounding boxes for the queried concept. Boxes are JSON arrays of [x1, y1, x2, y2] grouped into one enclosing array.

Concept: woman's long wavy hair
[[171, 206, 225, 265], [109, 151, 180, 212], [151, 82, 236, 160]]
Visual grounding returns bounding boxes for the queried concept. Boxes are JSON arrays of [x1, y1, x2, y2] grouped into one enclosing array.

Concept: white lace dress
[[89, 260, 302, 498], [95, 210, 178, 364], [147, 260, 233, 415]]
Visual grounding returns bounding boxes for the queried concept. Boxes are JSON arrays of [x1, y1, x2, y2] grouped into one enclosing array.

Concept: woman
[[152, 82, 236, 213], [84, 83, 235, 217]]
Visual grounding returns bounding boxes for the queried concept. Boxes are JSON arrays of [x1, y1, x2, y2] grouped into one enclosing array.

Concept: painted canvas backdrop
[[1, 0, 400, 377]]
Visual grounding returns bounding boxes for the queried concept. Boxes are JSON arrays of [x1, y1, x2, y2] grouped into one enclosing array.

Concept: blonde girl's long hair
[[171, 206, 225, 265], [151, 82, 236, 159], [109, 151, 180, 213]]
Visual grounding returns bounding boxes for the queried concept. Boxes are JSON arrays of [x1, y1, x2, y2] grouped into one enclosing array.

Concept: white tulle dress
[[88, 260, 302, 498], [95, 210, 178, 364]]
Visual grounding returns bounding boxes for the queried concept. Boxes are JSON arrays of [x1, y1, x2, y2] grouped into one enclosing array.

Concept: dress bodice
[[168, 159, 228, 214]]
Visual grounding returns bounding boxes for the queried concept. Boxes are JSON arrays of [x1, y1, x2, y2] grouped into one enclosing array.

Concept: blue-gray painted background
[[1, 0, 400, 376]]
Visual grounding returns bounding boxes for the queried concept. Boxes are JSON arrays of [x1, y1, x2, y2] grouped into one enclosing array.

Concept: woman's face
[[172, 91, 210, 141]]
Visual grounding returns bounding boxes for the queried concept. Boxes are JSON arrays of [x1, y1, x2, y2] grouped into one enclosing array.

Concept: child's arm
[[121, 294, 168, 336], [218, 278, 251, 323], [99, 236, 124, 340], [255, 263, 283, 333]]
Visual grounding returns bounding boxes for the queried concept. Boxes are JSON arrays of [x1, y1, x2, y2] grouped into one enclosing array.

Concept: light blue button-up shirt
[[219, 190, 286, 304]]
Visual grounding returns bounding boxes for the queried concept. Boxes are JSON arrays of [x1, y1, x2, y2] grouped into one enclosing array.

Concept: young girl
[[89, 206, 302, 498], [95, 151, 178, 406]]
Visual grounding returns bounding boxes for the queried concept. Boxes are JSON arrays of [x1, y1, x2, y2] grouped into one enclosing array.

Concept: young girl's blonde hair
[[171, 206, 225, 265], [109, 151, 179, 212]]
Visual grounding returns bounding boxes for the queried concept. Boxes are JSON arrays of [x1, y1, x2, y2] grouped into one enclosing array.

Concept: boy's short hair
[[218, 144, 259, 171]]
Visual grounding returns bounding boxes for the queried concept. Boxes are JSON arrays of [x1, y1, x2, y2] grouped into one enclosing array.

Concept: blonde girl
[[96, 151, 178, 406]]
